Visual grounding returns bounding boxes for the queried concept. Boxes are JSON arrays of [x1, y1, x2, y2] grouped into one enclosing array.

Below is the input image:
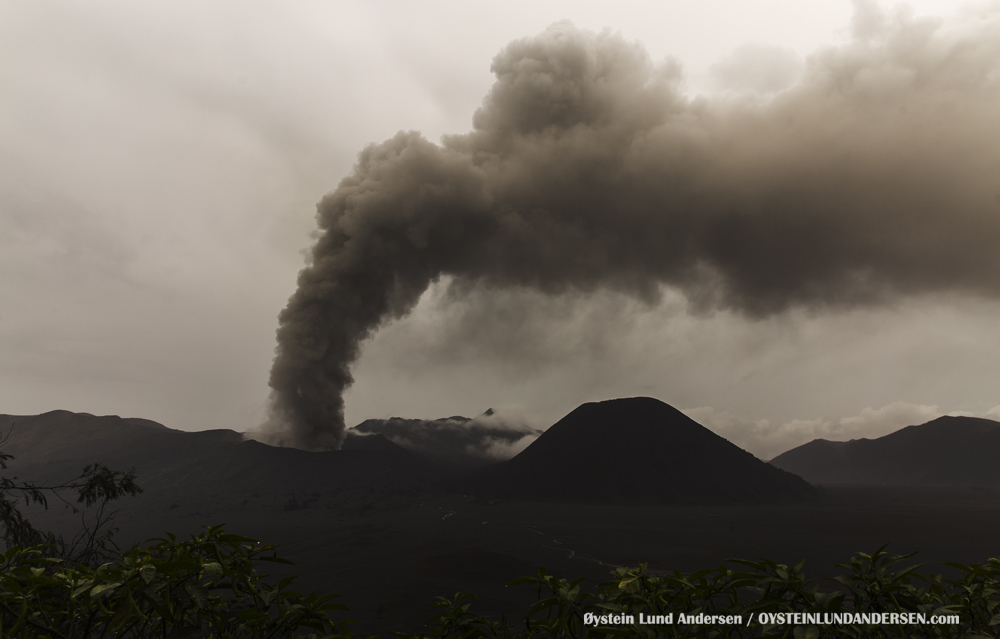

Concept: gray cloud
[[265, 7, 1000, 450], [349, 406, 541, 462], [709, 43, 803, 94]]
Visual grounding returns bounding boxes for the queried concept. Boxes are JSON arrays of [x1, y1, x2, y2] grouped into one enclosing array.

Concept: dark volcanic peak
[[456, 397, 816, 505], [770, 415, 1000, 487], [351, 411, 541, 466]]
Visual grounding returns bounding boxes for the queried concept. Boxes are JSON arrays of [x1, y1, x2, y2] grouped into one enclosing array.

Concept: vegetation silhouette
[[0, 422, 141, 566], [2, 526, 999, 638]]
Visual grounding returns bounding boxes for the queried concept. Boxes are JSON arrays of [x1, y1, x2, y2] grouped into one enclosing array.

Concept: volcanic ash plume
[[265, 7, 1000, 450]]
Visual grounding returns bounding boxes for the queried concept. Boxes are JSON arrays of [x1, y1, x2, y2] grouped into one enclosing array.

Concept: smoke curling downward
[[266, 8, 1000, 450]]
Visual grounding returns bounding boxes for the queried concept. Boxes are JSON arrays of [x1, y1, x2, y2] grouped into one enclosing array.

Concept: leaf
[[526, 598, 557, 617], [90, 582, 122, 599], [140, 564, 157, 584], [260, 588, 275, 607], [618, 575, 639, 589], [72, 580, 95, 599], [184, 581, 209, 609], [200, 561, 224, 584], [508, 576, 539, 586]]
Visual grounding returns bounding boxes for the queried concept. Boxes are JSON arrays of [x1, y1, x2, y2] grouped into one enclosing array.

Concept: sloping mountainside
[[451, 397, 817, 504], [0, 411, 449, 498], [769, 416, 1000, 486], [351, 411, 541, 467]]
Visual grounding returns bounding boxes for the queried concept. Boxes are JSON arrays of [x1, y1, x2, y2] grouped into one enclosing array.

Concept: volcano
[[769, 415, 1000, 486], [454, 397, 817, 504]]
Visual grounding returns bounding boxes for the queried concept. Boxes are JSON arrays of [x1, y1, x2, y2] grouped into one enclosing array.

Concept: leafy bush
[[0, 525, 350, 638], [398, 546, 1000, 639], [2, 527, 998, 638]]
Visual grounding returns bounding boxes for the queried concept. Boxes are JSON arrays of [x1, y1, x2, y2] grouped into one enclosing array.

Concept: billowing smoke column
[[266, 6, 1000, 450]]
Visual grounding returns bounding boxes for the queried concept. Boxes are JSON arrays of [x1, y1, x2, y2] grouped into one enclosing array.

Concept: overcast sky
[[3, 0, 998, 459]]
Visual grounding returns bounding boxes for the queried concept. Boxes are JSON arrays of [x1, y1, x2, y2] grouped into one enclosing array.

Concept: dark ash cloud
[[264, 8, 1000, 450]]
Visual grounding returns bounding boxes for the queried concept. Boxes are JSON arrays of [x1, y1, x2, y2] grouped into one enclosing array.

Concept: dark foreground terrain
[[6, 406, 1000, 635], [22, 484, 1000, 636]]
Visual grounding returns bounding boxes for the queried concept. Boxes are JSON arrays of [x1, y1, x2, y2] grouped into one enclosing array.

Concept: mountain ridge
[[0, 410, 447, 496], [769, 415, 1000, 486]]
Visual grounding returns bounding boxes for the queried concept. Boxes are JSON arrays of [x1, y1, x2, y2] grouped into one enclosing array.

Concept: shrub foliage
[[406, 549, 1000, 639], [0, 525, 349, 638], [1, 527, 998, 638]]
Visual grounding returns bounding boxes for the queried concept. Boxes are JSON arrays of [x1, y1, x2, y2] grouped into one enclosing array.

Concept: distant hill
[[0, 410, 449, 497], [351, 411, 541, 467], [769, 415, 1000, 486], [450, 397, 817, 504]]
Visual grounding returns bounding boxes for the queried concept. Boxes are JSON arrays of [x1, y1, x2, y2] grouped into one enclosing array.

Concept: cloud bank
[[265, 4, 1000, 449], [351, 407, 541, 462]]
